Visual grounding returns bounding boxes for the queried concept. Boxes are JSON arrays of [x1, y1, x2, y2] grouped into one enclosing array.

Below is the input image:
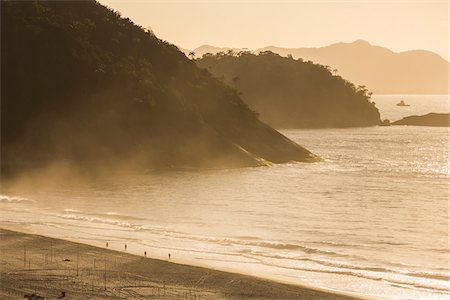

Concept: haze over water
[[1, 95, 448, 299]]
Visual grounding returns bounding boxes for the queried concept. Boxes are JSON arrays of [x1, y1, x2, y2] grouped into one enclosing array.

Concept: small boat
[[397, 100, 410, 107]]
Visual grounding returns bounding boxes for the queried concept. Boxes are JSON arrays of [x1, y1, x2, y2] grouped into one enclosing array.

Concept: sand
[[0, 228, 362, 299]]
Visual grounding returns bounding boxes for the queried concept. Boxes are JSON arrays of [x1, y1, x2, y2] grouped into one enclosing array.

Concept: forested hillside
[[1, 1, 316, 175], [197, 51, 381, 128]]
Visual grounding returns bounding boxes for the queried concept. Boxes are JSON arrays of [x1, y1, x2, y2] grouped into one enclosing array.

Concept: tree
[[188, 51, 196, 60]]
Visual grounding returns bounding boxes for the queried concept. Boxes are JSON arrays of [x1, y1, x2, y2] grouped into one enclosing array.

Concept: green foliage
[[197, 51, 381, 128], [1, 0, 313, 171]]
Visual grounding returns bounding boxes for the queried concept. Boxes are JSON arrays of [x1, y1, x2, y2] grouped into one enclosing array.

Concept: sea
[[1, 94, 449, 300]]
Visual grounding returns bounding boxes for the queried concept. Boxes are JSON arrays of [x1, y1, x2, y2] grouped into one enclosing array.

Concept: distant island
[[190, 40, 449, 94], [391, 113, 450, 127], [1, 1, 318, 176], [197, 51, 381, 128]]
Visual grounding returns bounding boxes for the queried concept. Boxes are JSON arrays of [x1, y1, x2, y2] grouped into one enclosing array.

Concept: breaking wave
[[0, 195, 33, 204]]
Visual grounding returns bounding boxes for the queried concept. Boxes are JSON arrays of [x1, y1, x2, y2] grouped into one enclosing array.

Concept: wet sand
[[0, 228, 362, 299]]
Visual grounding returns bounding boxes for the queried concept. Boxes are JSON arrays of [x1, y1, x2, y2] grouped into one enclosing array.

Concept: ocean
[[1, 94, 449, 299]]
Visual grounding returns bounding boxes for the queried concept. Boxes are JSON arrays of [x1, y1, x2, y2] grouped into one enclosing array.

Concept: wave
[[55, 213, 146, 231], [384, 279, 450, 294], [0, 195, 33, 204], [203, 238, 361, 259], [246, 254, 450, 295], [406, 271, 450, 282], [60, 209, 145, 221], [93, 212, 145, 221], [309, 240, 363, 248], [230, 235, 262, 241], [426, 247, 450, 254], [239, 248, 450, 283], [331, 270, 450, 294], [63, 208, 81, 213]]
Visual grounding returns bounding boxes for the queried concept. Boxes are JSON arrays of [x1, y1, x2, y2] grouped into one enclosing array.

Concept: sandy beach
[[0, 228, 362, 300]]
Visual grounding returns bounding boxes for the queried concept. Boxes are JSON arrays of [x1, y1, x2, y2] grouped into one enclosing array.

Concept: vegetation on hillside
[[1, 0, 315, 174], [197, 51, 381, 128]]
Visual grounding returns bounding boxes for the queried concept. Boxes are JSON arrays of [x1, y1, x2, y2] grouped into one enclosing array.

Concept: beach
[[0, 228, 361, 299]]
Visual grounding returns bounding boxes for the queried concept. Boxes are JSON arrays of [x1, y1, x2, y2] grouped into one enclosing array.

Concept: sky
[[98, 0, 449, 60]]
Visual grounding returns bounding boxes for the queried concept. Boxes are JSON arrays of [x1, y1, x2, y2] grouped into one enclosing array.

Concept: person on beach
[[168, 253, 171, 260], [106, 242, 108, 248], [124, 244, 127, 251], [144, 251, 146, 257]]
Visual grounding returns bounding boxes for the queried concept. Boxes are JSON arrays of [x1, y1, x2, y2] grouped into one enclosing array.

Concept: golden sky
[[99, 0, 449, 60]]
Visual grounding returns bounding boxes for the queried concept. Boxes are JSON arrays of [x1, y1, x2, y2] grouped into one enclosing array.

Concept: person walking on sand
[[144, 251, 146, 257], [168, 253, 171, 260], [124, 244, 127, 251], [106, 242, 108, 248]]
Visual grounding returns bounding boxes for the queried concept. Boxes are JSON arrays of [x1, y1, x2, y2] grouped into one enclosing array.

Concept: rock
[[391, 113, 449, 127]]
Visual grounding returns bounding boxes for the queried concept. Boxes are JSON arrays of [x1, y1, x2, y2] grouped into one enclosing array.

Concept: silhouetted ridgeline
[[196, 51, 381, 128], [1, 1, 317, 175], [193, 41, 449, 94], [392, 113, 450, 127]]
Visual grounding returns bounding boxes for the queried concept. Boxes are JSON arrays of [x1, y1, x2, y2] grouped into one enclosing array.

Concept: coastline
[[0, 228, 364, 300]]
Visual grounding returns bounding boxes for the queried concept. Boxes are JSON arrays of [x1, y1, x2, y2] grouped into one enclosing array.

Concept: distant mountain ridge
[[190, 40, 449, 94]]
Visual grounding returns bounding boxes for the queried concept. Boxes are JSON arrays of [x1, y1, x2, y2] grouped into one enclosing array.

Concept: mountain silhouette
[[197, 51, 381, 128], [192, 40, 449, 94]]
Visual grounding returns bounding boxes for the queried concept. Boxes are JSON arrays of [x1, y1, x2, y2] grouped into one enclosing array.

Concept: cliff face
[[197, 51, 381, 129], [1, 1, 316, 174]]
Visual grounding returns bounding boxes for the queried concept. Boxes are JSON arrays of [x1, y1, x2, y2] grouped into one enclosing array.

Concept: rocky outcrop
[[391, 113, 449, 127]]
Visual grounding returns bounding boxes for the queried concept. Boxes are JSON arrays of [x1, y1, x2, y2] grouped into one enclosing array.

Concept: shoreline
[[0, 228, 364, 299]]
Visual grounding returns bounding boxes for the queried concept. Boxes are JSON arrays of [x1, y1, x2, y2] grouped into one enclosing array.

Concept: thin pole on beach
[[76, 245, 79, 276], [117, 262, 121, 281], [23, 243, 26, 268], [104, 260, 107, 290]]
